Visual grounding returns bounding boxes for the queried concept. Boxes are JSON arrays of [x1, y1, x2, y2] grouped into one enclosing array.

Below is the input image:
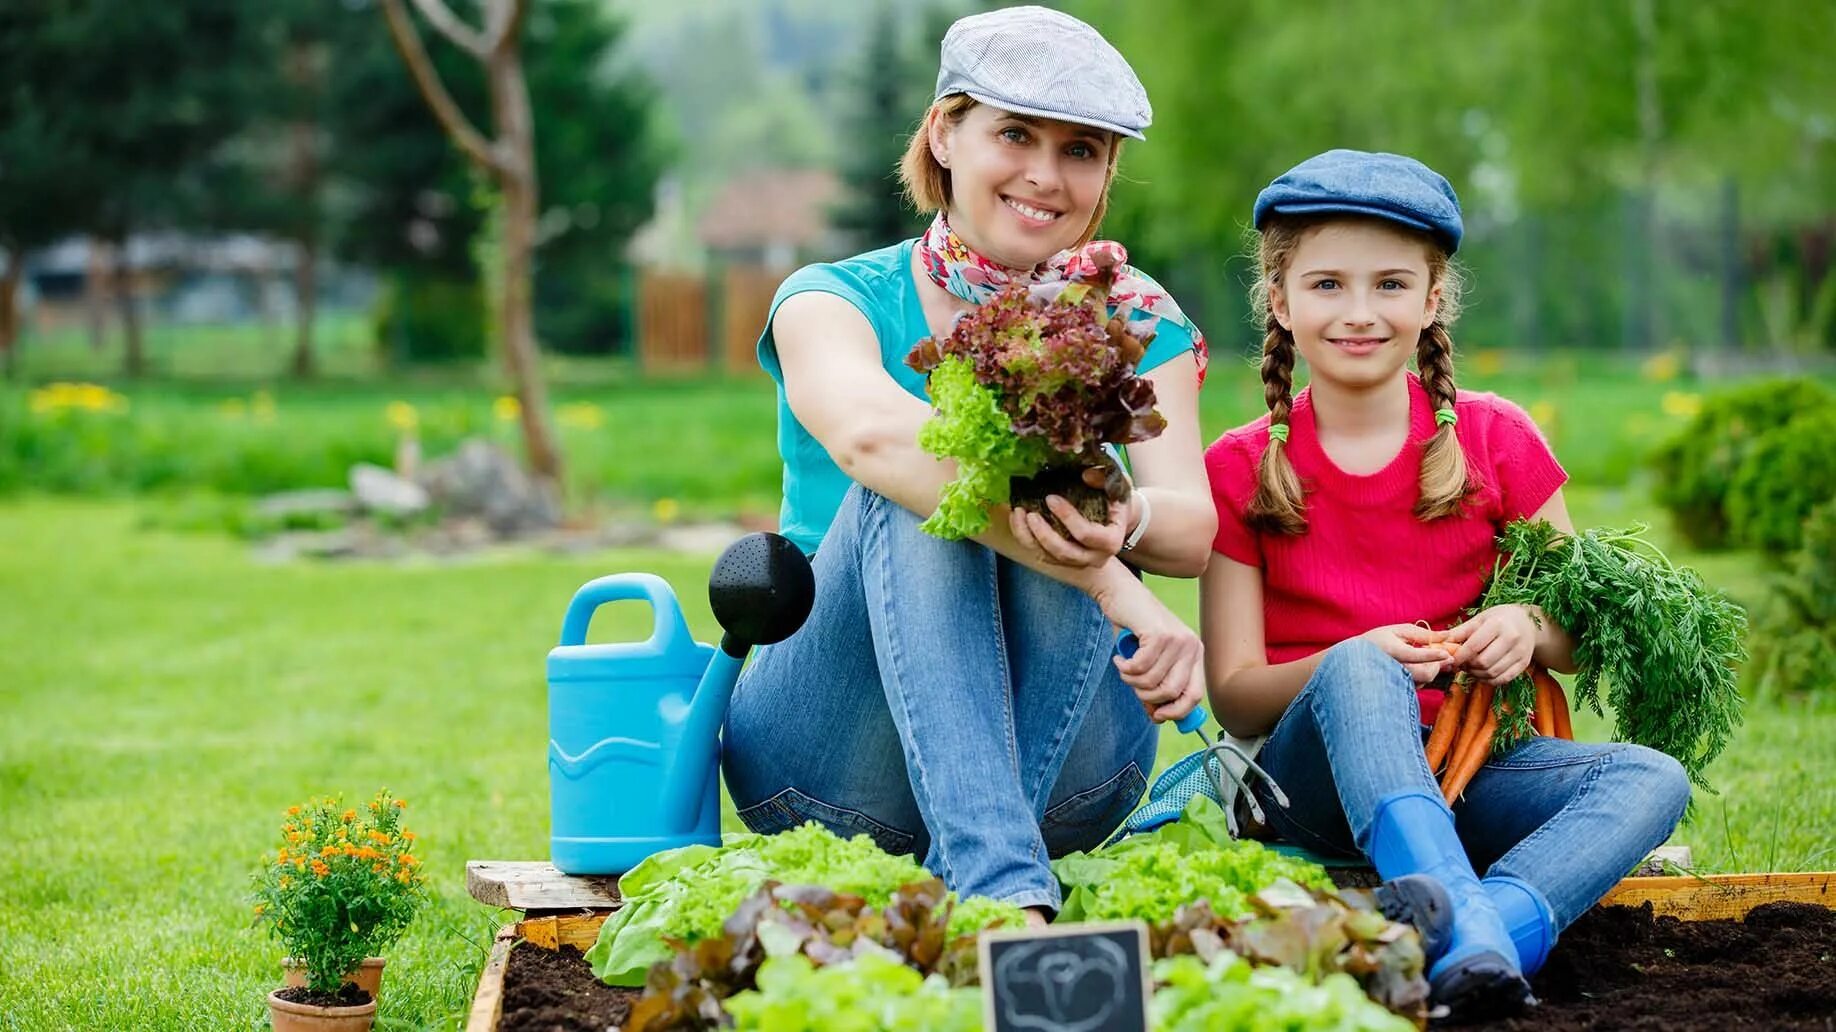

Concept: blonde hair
[[897, 94, 1123, 249], [1245, 215, 1472, 535]]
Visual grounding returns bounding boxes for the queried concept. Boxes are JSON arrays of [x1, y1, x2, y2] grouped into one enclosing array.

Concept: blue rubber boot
[[1485, 875, 1557, 976], [1367, 789, 1532, 1017]]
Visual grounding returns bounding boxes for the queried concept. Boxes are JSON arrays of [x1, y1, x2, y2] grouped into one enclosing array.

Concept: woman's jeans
[[1254, 639, 1692, 931], [723, 485, 1158, 911]]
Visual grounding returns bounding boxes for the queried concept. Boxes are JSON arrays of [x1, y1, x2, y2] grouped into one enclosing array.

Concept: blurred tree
[[0, 1, 255, 377], [376, 0, 671, 484], [829, 3, 926, 249]]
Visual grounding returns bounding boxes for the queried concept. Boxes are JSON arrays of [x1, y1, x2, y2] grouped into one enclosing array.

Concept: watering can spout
[[658, 534, 814, 831]]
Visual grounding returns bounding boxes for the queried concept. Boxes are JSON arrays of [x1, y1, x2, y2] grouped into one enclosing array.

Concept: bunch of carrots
[[1422, 647, 1573, 803]]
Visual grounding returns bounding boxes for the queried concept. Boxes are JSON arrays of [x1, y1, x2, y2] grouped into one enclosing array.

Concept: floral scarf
[[915, 213, 1209, 386]]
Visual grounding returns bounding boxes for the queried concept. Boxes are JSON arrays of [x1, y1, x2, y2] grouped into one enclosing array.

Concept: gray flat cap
[[934, 6, 1152, 140]]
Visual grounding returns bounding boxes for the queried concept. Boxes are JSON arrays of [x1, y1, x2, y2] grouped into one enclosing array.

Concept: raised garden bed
[[464, 859, 1836, 1031]]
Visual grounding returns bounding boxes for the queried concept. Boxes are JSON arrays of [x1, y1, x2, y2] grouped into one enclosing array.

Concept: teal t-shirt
[[757, 238, 1197, 554]]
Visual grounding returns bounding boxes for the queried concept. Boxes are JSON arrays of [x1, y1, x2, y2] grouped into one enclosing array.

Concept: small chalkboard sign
[[978, 920, 1151, 1032]]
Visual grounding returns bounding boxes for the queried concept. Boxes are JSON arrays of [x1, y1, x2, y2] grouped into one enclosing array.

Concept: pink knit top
[[1206, 374, 1567, 724]]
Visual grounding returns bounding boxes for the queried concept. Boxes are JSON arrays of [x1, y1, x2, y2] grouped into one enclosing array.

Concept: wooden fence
[[637, 264, 782, 375]]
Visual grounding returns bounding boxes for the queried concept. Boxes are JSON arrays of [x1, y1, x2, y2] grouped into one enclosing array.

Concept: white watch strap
[[1121, 489, 1152, 552]]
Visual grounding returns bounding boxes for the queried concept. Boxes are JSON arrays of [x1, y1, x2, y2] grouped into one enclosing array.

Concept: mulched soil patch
[[494, 903, 1834, 1031], [499, 943, 639, 1032], [1446, 901, 1836, 1031]]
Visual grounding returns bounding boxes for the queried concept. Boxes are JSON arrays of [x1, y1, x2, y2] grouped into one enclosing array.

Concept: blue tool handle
[[1115, 629, 1209, 735]]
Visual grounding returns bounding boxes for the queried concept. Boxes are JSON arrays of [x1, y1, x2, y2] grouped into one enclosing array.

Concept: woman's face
[[1271, 219, 1442, 391], [931, 103, 1113, 269]]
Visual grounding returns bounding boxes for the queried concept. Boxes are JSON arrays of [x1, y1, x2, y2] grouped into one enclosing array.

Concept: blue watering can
[[546, 532, 815, 874]]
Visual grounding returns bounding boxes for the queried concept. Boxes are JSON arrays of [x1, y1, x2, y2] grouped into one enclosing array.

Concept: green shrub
[[1726, 407, 1836, 554], [1649, 378, 1834, 548], [372, 272, 488, 365], [1744, 501, 1836, 701]]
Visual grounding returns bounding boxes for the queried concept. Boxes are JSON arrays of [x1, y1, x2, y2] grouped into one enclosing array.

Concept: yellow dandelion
[[557, 402, 605, 430], [1660, 391, 1702, 419], [385, 400, 419, 432], [493, 395, 521, 423], [653, 497, 681, 524]]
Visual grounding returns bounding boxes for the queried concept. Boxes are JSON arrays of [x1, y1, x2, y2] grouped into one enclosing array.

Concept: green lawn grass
[[2, 487, 1830, 1030]]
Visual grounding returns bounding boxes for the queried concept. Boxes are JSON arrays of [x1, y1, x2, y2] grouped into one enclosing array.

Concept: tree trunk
[[491, 41, 563, 490], [291, 233, 318, 378], [0, 247, 21, 378], [113, 237, 146, 378], [85, 239, 110, 352]]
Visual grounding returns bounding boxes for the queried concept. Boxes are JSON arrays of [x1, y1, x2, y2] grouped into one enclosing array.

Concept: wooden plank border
[[465, 924, 518, 1032], [1597, 871, 1835, 920]]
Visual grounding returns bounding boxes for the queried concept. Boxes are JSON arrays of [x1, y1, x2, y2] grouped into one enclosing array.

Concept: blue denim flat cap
[[1253, 149, 1464, 253], [935, 6, 1151, 140]]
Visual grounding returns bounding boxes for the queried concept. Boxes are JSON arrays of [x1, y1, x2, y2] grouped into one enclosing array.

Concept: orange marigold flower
[[373, 863, 387, 873], [394, 799, 406, 808], [403, 831, 416, 841], [320, 846, 338, 857], [277, 848, 289, 863], [287, 806, 301, 815], [295, 858, 306, 870], [396, 871, 412, 884], [342, 809, 356, 822], [253, 903, 266, 915], [311, 861, 330, 877]]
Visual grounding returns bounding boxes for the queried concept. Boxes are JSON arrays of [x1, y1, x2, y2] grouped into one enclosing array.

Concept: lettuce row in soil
[[906, 253, 1166, 540], [583, 823, 1024, 987], [626, 868, 1428, 1029], [1474, 520, 1747, 789]]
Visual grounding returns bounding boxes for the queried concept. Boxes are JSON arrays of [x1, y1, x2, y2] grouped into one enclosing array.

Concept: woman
[[722, 6, 1215, 923]]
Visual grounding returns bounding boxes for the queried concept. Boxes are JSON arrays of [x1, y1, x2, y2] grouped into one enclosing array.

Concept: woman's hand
[[1361, 623, 1456, 684], [1008, 467, 1136, 570], [1441, 604, 1542, 685], [1088, 569, 1205, 723]]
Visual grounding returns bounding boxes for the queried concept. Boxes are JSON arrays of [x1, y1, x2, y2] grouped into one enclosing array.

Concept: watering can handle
[[557, 573, 695, 654], [1116, 629, 1209, 735]]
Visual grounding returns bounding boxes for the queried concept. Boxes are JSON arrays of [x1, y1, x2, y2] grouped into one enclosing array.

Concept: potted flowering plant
[[252, 790, 424, 1032]]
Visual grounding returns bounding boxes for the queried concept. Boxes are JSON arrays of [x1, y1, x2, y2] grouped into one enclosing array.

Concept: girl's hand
[[1089, 571, 1205, 723], [1361, 624, 1456, 684], [1441, 604, 1541, 685], [1008, 481, 1133, 570]]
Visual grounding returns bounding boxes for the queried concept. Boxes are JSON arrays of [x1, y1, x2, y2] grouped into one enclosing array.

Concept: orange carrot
[[1548, 673, 1575, 741], [1532, 668, 1558, 737], [1440, 682, 1497, 804], [1424, 679, 1470, 773]]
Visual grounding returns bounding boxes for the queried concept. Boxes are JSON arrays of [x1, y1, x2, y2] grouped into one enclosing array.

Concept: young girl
[[1200, 150, 1691, 1016]]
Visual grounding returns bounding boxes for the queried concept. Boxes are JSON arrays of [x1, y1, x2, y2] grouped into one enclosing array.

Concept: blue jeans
[[1253, 639, 1692, 931], [722, 484, 1158, 911]]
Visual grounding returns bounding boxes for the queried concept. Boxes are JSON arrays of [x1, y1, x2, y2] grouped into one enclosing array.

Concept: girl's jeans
[[1254, 639, 1693, 931], [722, 484, 1158, 912]]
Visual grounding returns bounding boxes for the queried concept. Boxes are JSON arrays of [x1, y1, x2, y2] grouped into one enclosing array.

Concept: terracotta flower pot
[[266, 989, 376, 1032], [282, 957, 386, 1000]]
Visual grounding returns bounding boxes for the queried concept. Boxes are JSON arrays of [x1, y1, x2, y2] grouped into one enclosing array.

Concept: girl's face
[[1271, 219, 1442, 391], [930, 103, 1113, 269]]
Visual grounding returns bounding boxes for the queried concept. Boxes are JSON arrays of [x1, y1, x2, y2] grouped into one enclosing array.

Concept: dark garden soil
[[1445, 901, 1836, 1031], [499, 943, 639, 1032], [273, 983, 372, 1008], [494, 902, 1834, 1031]]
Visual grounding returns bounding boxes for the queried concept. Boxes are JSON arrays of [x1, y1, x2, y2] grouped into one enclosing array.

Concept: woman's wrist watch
[[1121, 489, 1152, 552]]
